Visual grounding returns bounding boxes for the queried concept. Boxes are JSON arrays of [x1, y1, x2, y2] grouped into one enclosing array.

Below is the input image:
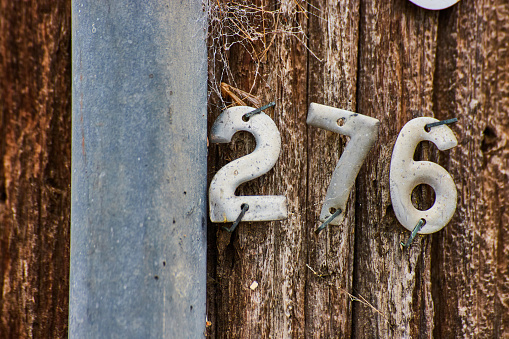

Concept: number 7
[[307, 103, 380, 229]]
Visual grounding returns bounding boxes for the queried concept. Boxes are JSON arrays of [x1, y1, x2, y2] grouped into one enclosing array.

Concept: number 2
[[209, 106, 288, 222], [307, 103, 380, 225]]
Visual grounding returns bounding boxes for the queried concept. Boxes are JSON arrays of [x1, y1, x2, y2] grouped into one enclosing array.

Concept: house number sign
[[209, 103, 458, 242]]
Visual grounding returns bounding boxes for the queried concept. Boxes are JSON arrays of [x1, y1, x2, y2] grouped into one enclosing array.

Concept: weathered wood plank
[[432, 1, 509, 337], [0, 1, 71, 337], [207, 1, 308, 337], [353, 0, 439, 337], [305, 0, 360, 337]]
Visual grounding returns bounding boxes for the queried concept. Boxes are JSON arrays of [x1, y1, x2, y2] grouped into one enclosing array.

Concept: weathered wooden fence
[[206, 0, 509, 338], [0, 0, 508, 338]]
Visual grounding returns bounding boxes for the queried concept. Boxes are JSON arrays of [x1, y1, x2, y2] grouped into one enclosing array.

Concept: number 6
[[390, 117, 458, 234]]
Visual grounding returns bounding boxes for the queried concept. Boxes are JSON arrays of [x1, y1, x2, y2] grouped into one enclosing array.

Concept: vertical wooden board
[[431, 1, 509, 337], [305, 0, 360, 337], [206, 2, 269, 336], [0, 1, 71, 338], [353, 0, 438, 337], [207, 1, 308, 337], [269, 5, 308, 338]]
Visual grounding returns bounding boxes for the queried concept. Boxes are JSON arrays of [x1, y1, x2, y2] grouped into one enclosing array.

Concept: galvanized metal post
[[70, 1, 207, 338]]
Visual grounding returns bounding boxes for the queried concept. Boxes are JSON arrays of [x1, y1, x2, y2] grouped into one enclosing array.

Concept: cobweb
[[207, 0, 321, 111]]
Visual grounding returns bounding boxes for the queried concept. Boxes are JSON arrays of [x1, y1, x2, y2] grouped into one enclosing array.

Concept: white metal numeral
[[209, 106, 288, 222], [307, 103, 380, 225], [390, 117, 458, 234]]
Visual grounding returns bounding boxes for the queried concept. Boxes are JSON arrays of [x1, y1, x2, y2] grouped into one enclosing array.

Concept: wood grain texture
[[305, 0, 360, 337], [431, 0, 509, 337], [207, 0, 509, 338], [207, 1, 308, 337], [267, 4, 308, 337], [353, 0, 439, 338], [0, 1, 71, 338]]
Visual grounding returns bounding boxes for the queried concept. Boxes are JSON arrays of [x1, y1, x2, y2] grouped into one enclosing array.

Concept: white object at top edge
[[408, 0, 460, 10]]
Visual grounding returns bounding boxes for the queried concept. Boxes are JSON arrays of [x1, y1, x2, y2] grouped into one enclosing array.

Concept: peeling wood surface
[[305, 1, 360, 337], [353, 1, 439, 337], [0, 1, 71, 338], [207, 0, 509, 338], [432, 1, 509, 337]]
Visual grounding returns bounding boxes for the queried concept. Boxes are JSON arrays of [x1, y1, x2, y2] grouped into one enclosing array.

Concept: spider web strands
[[207, 0, 323, 110]]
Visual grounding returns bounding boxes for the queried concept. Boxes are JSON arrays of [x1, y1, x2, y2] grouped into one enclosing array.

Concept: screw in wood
[[315, 208, 342, 234], [242, 101, 276, 121], [223, 203, 249, 233], [424, 118, 458, 132], [400, 218, 426, 248]]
